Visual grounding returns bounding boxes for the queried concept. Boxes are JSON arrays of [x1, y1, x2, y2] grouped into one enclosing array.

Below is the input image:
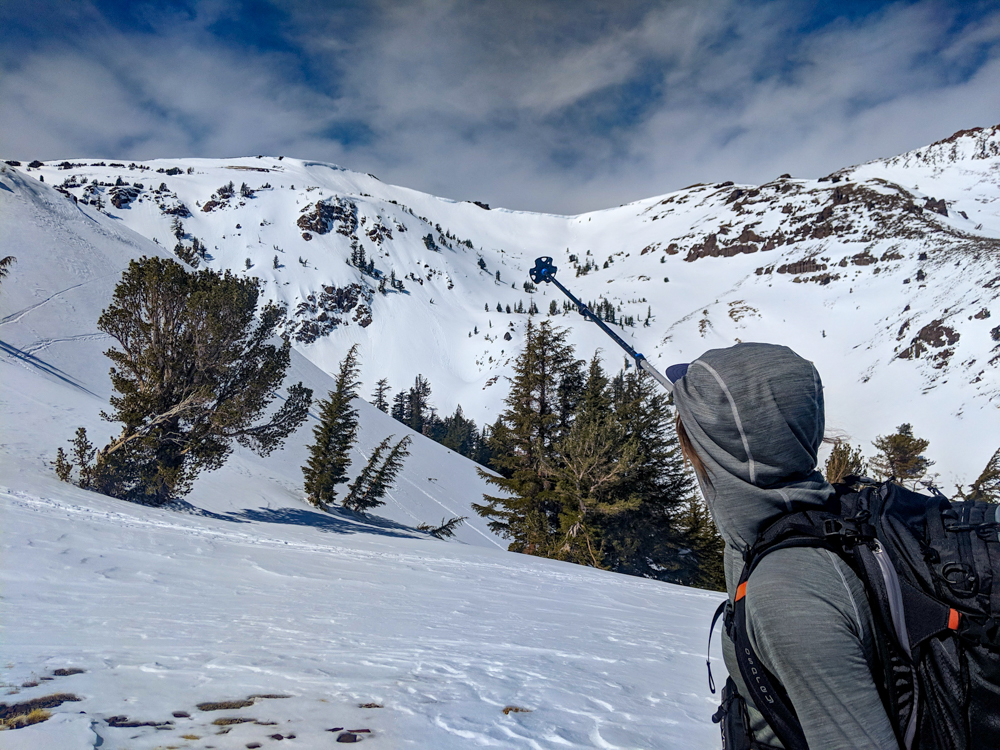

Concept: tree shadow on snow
[[223, 506, 418, 538], [166, 499, 239, 522]]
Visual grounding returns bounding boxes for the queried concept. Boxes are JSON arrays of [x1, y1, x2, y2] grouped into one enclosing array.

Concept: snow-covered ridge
[[6, 123, 1000, 484]]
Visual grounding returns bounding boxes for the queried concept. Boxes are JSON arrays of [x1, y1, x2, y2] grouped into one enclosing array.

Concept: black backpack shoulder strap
[[730, 555, 810, 750], [727, 498, 873, 750]]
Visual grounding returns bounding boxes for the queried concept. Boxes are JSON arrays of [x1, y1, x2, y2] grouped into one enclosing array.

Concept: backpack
[[708, 479, 1000, 750]]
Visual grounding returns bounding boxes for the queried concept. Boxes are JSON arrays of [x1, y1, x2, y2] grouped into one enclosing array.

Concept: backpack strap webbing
[[730, 559, 810, 750]]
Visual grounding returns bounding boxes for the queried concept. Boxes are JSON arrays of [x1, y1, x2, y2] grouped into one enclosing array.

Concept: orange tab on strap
[[736, 582, 747, 602], [948, 608, 961, 630]]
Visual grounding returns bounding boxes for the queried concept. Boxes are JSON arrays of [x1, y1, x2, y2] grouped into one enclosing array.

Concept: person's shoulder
[[747, 546, 860, 618]]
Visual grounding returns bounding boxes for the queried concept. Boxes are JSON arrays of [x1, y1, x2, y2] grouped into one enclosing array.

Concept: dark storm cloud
[[2, 0, 999, 213]]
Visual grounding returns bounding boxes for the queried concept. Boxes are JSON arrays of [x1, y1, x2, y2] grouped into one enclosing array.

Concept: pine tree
[[678, 495, 726, 591], [343, 435, 412, 513], [405, 375, 432, 434], [870, 423, 934, 488], [417, 515, 467, 538], [544, 356, 640, 567], [473, 319, 583, 554], [958, 447, 1000, 502], [825, 441, 867, 484], [81, 257, 311, 505], [390, 391, 407, 422], [596, 368, 694, 580], [302, 345, 361, 508], [0, 255, 17, 293], [54, 448, 73, 482], [70, 426, 97, 488], [371, 378, 390, 412]]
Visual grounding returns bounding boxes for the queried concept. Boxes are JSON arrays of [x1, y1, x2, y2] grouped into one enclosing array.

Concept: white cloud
[[2, 0, 998, 213]]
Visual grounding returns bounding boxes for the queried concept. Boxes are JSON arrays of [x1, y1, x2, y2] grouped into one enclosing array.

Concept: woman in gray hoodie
[[670, 342, 899, 749]]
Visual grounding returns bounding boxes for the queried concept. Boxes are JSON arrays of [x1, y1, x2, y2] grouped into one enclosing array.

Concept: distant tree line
[[369, 375, 493, 468]]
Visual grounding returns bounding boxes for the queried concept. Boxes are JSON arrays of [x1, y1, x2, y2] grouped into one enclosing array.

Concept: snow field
[[1, 482, 722, 750]]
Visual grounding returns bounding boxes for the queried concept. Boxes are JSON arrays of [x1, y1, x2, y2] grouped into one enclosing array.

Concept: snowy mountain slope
[[0, 483, 722, 750], [0, 165, 503, 548], [0, 164, 725, 749], [12, 124, 999, 485]]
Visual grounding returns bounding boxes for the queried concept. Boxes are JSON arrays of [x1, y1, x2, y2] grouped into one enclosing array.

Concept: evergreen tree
[[957, 447, 1000, 503], [473, 319, 583, 554], [405, 375, 432, 434], [70, 426, 97, 488], [678, 495, 726, 591], [417, 515, 467, 538], [825, 441, 867, 484], [302, 345, 361, 508], [343, 435, 412, 513], [596, 368, 694, 581], [870, 423, 934, 488], [390, 391, 407, 422], [0, 255, 16, 293], [54, 448, 73, 482], [77, 257, 311, 505], [371, 378, 390, 412], [439, 405, 477, 457], [544, 356, 641, 567]]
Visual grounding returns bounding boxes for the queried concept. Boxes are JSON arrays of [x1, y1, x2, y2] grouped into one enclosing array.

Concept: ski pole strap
[[731, 576, 810, 750], [708, 599, 729, 694]]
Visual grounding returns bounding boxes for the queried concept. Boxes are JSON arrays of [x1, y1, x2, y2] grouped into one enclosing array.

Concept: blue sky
[[2, 0, 999, 213]]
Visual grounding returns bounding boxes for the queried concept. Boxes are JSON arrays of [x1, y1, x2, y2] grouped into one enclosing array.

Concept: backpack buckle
[[823, 516, 875, 542], [823, 518, 847, 537]]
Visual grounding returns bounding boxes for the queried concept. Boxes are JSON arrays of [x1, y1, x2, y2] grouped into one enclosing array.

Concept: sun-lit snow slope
[[0, 166, 503, 548], [16, 124, 1000, 486], [0, 166, 725, 749], [0, 484, 722, 750]]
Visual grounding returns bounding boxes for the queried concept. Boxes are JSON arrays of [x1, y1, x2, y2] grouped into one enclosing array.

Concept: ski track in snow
[[0, 280, 96, 326]]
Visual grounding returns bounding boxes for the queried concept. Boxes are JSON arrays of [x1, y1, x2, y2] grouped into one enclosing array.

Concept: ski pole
[[529, 257, 674, 394]]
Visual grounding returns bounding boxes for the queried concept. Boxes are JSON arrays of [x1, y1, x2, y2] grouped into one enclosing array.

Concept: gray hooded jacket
[[672, 343, 898, 749]]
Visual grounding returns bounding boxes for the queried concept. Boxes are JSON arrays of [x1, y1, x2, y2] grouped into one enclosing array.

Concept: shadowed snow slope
[[0, 164, 724, 748]]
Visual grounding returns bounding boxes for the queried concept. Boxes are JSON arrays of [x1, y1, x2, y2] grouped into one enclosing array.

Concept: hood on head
[[672, 342, 834, 558]]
